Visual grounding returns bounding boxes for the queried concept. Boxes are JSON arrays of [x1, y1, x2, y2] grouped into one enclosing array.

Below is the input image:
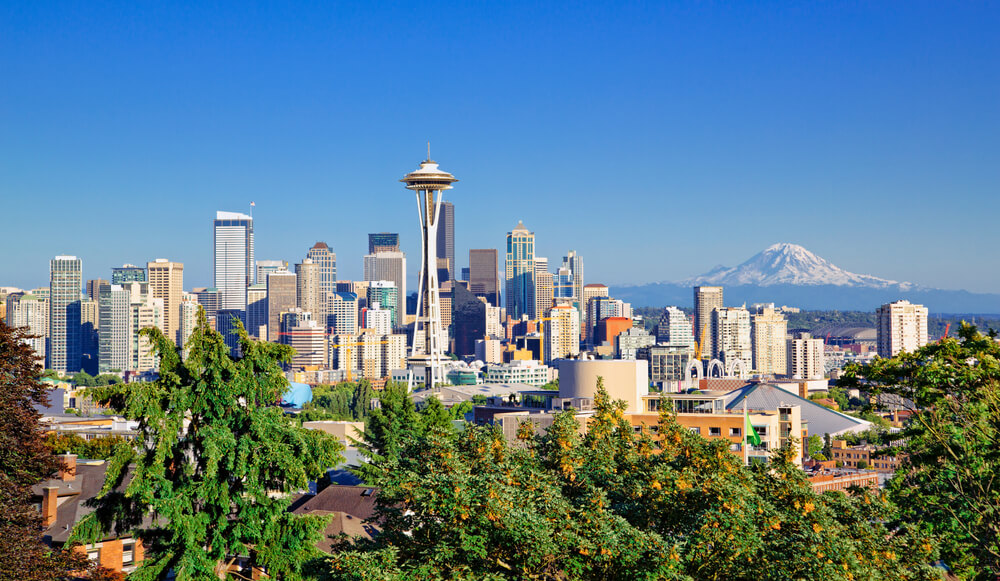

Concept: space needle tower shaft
[[401, 148, 458, 389]]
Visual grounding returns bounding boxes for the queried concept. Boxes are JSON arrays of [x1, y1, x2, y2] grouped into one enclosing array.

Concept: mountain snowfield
[[678, 243, 916, 290]]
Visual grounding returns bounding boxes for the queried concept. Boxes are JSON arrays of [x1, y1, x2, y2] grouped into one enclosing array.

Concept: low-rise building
[[484, 360, 553, 386], [830, 439, 906, 472]]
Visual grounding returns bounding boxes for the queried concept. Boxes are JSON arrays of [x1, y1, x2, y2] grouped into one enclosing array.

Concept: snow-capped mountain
[[679, 243, 915, 290]]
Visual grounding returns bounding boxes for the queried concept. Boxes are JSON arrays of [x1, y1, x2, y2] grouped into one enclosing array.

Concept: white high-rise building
[[127, 282, 165, 373], [712, 306, 752, 370], [6, 292, 48, 362], [364, 303, 393, 336], [787, 332, 825, 379], [876, 300, 929, 357], [544, 304, 580, 363], [752, 304, 788, 375], [178, 293, 198, 357], [656, 306, 694, 348], [213, 211, 254, 311], [485, 305, 503, 338]]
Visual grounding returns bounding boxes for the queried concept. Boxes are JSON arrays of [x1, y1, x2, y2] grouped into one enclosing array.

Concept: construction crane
[[941, 322, 951, 341], [277, 330, 391, 384], [693, 322, 709, 361], [331, 338, 390, 383]]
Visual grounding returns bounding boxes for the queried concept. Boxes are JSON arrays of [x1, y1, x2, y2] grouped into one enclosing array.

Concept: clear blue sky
[[2, 2, 998, 293]]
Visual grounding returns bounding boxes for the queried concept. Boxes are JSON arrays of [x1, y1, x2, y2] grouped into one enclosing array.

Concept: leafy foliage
[[843, 323, 1000, 578], [69, 311, 344, 580], [44, 433, 132, 461], [0, 321, 90, 580], [322, 377, 941, 580], [301, 381, 379, 423]]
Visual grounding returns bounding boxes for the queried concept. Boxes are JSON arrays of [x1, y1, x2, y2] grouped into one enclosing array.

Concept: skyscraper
[[561, 250, 584, 328], [469, 249, 500, 307], [213, 211, 254, 311], [505, 221, 535, 320], [363, 251, 406, 327], [266, 271, 297, 343], [86, 279, 108, 302], [255, 260, 288, 283], [48, 255, 82, 372], [6, 292, 47, 362], [246, 284, 268, 339], [98, 283, 130, 373], [327, 291, 358, 336], [876, 299, 928, 357], [787, 332, 825, 379], [712, 306, 752, 370], [147, 259, 184, 345], [656, 306, 694, 348], [295, 258, 323, 323], [435, 201, 455, 282], [751, 305, 788, 375], [307, 242, 338, 294], [535, 271, 554, 320], [367, 281, 399, 329], [693, 286, 723, 359], [112, 264, 146, 284], [544, 304, 580, 363], [368, 233, 400, 253]]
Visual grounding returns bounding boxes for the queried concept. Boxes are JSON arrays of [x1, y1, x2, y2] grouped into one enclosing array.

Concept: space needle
[[401, 147, 457, 389]]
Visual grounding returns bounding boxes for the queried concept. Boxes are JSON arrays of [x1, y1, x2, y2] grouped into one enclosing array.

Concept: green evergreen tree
[[69, 311, 343, 580]]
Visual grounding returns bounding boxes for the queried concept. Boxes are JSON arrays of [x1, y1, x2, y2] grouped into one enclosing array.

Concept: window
[[730, 427, 741, 437], [709, 427, 721, 436], [86, 546, 100, 562], [122, 541, 135, 565], [633, 426, 642, 434], [755, 426, 767, 436], [689, 427, 701, 435]]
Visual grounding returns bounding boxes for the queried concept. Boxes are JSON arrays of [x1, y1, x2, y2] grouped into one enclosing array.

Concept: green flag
[[745, 408, 761, 447]]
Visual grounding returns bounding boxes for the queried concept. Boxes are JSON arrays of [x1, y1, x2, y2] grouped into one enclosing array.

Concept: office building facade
[[787, 332, 825, 379], [436, 201, 455, 282], [147, 259, 183, 346], [307, 242, 338, 294], [363, 252, 406, 325], [213, 211, 254, 311], [49, 255, 82, 373], [266, 271, 298, 343], [505, 221, 535, 320], [469, 249, 500, 307], [712, 306, 752, 370]]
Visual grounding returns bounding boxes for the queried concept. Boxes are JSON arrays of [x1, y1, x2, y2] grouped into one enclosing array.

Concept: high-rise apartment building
[[363, 305, 393, 335], [694, 286, 724, 359], [266, 271, 297, 343], [751, 304, 788, 375], [307, 242, 338, 294], [544, 305, 580, 363], [787, 332, 825, 379], [712, 306, 752, 370], [111, 264, 146, 284], [561, 251, 584, 328], [127, 282, 165, 373], [295, 258, 323, 322], [656, 306, 695, 348], [368, 233, 399, 253], [505, 221, 535, 320], [586, 295, 630, 346], [6, 292, 48, 361], [178, 293, 198, 355], [366, 281, 399, 330], [876, 300, 928, 357], [213, 211, 254, 311], [80, 298, 99, 373], [435, 201, 455, 282], [147, 259, 183, 345], [363, 251, 406, 325], [582, 284, 610, 341], [469, 249, 500, 307], [49, 255, 82, 373], [327, 291, 358, 336]]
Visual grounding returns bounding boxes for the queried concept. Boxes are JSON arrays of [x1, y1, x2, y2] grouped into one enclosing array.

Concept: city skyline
[[2, 3, 999, 292]]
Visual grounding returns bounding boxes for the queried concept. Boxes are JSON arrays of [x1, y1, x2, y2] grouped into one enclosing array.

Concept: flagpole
[[743, 398, 749, 467]]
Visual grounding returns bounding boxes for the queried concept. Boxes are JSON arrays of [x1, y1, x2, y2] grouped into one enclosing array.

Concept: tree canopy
[[320, 378, 941, 580], [843, 323, 1000, 578], [0, 320, 89, 580], [70, 311, 344, 580]]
